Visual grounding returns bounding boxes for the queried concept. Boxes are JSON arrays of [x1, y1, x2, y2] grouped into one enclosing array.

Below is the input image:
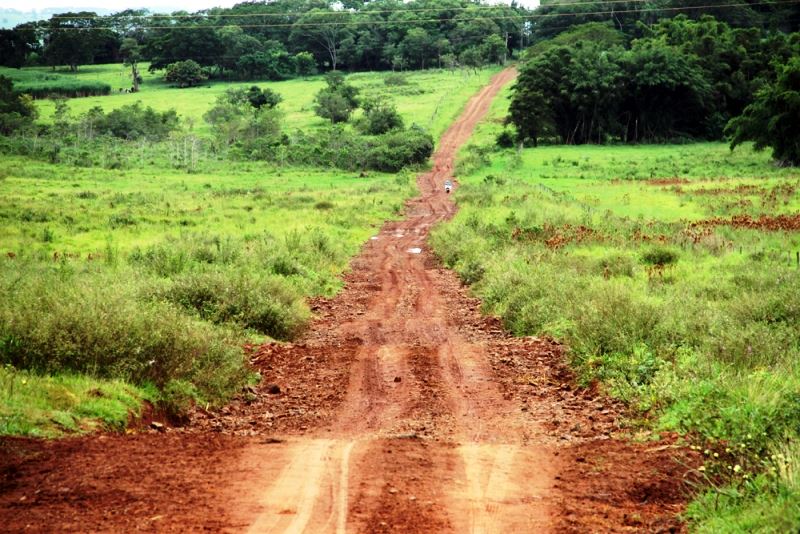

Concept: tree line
[[3, 0, 798, 78], [506, 15, 800, 164]]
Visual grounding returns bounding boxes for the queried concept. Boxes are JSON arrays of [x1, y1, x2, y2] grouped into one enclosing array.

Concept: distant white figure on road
[[444, 180, 453, 194]]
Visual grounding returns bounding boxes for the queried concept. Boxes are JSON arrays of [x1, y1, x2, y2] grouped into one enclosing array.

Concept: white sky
[[1, 0, 540, 12]]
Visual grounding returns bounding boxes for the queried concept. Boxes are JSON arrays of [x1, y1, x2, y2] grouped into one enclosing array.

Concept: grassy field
[[1, 64, 498, 139], [0, 65, 499, 437], [435, 86, 800, 531]]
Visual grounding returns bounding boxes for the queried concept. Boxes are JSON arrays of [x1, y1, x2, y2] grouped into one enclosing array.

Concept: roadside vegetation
[[0, 61, 496, 436], [434, 82, 800, 531]]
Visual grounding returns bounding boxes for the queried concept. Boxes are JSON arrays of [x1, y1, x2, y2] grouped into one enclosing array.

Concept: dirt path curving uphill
[[0, 69, 697, 533]]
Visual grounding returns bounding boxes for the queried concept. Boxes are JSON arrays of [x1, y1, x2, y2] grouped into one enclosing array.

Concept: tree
[[204, 86, 284, 158], [43, 12, 108, 72], [314, 72, 360, 123], [290, 9, 353, 71], [164, 60, 207, 88], [217, 25, 264, 74], [0, 75, 37, 135], [727, 58, 800, 166], [0, 25, 39, 68], [401, 28, 433, 69], [119, 38, 142, 92], [620, 39, 712, 141], [144, 17, 222, 72], [236, 42, 295, 80], [295, 52, 317, 78], [481, 34, 507, 65], [245, 86, 282, 109], [459, 47, 485, 71]]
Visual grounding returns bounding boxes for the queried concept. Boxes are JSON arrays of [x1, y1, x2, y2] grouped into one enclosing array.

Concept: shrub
[[0, 266, 250, 405], [496, 129, 516, 148], [361, 98, 404, 135], [156, 270, 309, 339], [384, 73, 409, 86], [164, 60, 207, 88], [314, 72, 359, 124], [366, 128, 434, 172], [640, 246, 679, 266]]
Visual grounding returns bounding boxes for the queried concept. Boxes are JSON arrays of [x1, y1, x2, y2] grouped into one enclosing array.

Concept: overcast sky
[[0, 0, 540, 11]]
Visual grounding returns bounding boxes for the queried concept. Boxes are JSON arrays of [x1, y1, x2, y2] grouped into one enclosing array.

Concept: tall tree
[[119, 38, 142, 92], [43, 12, 107, 71], [290, 9, 354, 71]]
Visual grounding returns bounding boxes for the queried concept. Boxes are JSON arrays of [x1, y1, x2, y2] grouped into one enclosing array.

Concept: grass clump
[[0, 263, 250, 408], [155, 270, 309, 340], [0, 364, 155, 437]]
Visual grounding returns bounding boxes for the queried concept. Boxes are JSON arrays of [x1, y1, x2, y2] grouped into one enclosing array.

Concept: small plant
[[640, 246, 679, 267], [384, 73, 409, 86]]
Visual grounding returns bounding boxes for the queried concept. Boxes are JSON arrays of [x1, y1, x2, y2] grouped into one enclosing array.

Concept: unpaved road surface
[[0, 69, 697, 533]]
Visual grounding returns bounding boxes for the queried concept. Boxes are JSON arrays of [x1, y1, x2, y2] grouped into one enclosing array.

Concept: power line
[[46, 1, 650, 21], [46, 0, 800, 31]]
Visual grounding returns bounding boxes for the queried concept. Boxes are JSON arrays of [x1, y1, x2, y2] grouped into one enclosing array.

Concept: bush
[[87, 102, 180, 141], [366, 128, 434, 172], [384, 73, 409, 86], [640, 246, 680, 266], [155, 270, 309, 339], [0, 266, 250, 405], [496, 129, 516, 148], [164, 60, 207, 88], [360, 98, 404, 135]]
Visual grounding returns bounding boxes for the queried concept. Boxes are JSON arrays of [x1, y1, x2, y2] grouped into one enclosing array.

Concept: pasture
[[1, 64, 498, 139]]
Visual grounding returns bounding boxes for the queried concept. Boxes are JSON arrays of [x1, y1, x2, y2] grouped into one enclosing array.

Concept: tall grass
[[0, 262, 250, 406]]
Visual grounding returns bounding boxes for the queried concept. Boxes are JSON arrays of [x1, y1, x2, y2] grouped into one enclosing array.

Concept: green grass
[[436, 87, 800, 531], [0, 65, 500, 437], [14, 64, 498, 138], [0, 364, 155, 437]]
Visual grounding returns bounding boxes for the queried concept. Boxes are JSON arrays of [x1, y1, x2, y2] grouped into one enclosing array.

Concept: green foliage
[[365, 127, 434, 172], [360, 97, 404, 135], [155, 270, 309, 339], [294, 52, 317, 78], [0, 364, 155, 436], [314, 72, 360, 124], [164, 60, 207, 88], [0, 75, 37, 135], [384, 73, 408, 86], [0, 68, 111, 99], [434, 122, 800, 531], [728, 57, 800, 166], [0, 265, 250, 405], [640, 247, 679, 266], [85, 102, 179, 141], [511, 15, 796, 146]]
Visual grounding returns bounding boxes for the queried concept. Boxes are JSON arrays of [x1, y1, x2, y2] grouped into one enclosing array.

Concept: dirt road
[[0, 69, 696, 533]]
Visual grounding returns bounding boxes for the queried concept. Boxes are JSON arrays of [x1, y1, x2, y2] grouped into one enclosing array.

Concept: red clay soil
[[0, 69, 699, 533], [691, 213, 800, 231]]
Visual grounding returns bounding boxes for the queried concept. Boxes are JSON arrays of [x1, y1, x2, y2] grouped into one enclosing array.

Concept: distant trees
[[43, 12, 117, 72], [727, 58, 800, 166]]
